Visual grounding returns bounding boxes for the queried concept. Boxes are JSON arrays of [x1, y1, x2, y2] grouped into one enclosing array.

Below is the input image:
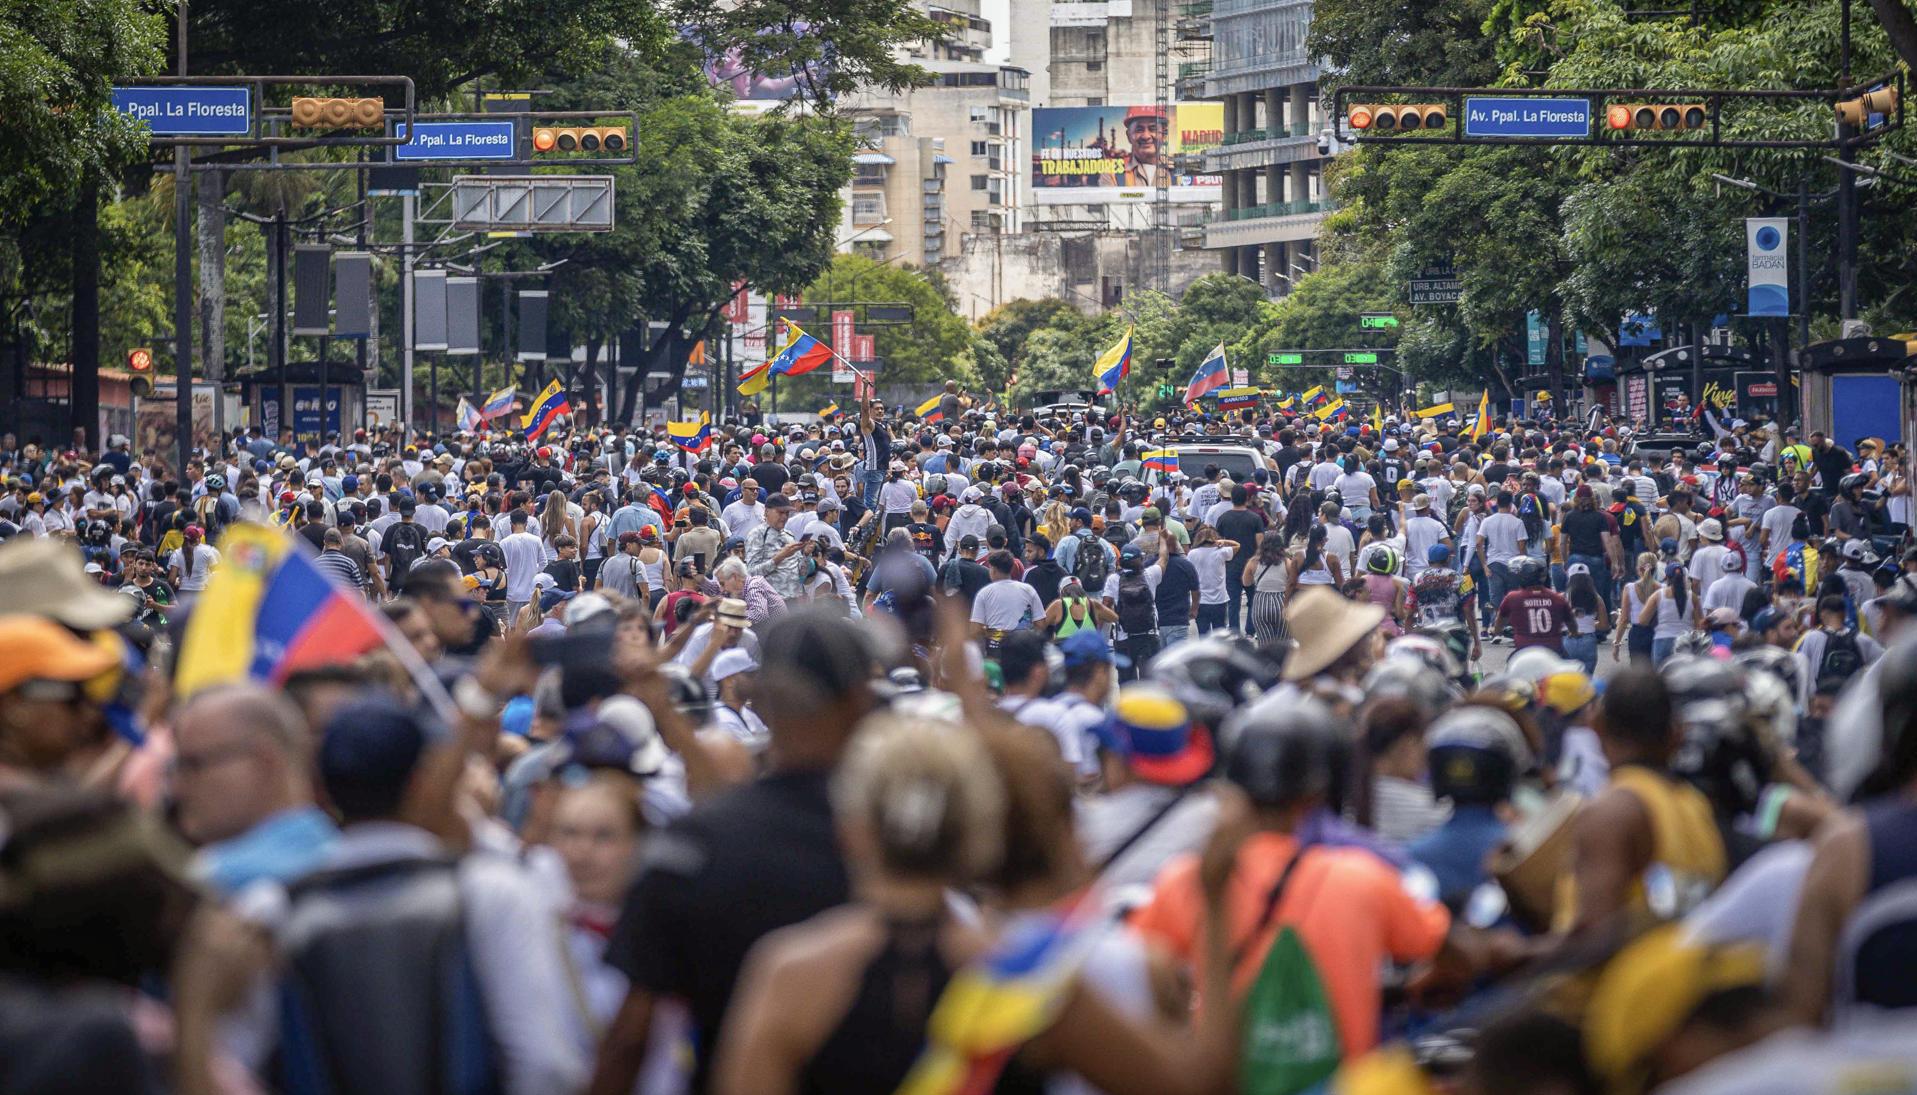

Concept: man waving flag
[[1183, 343, 1228, 404]]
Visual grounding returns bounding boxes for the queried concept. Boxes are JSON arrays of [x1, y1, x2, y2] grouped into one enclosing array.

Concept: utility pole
[[171, 0, 194, 475], [401, 193, 415, 440], [1836, 0, 1860, 322]]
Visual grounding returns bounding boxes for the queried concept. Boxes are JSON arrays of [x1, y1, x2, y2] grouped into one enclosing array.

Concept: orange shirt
[[1130, 832, 1450, 1057]]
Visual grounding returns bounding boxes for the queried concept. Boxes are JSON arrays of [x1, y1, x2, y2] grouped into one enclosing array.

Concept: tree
[[804, 253, 973, 384]]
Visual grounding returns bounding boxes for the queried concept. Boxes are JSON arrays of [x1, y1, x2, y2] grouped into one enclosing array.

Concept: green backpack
[[1237, 847, 1342, 1095]]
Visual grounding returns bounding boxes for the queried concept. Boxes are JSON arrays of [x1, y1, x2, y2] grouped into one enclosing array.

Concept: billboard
[[1032, 104, 1223, 205]]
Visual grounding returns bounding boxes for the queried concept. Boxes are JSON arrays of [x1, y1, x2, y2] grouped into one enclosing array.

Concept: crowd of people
[[1, 387, 1915, 1095]]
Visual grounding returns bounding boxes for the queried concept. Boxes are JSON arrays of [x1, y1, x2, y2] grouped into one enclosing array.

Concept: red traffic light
[[127, 348, 152, 372]]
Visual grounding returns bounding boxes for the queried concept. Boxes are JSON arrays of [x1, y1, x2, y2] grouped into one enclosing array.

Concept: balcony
[[1221, 121, 1314, 145], [1203, 198, 1332, 249], [1228, 198, 1332, 220]]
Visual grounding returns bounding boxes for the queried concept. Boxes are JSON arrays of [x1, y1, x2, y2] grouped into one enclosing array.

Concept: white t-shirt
[[1402, 514, 1448, 574], [1000, 695, 1081, 770], [169, 544, 222, 592], [1689, 543, 1729, 596], [1758, 504, 1801, 563], [1187, 544, 1235, 604], [500, 531, 549, 601], [970, 579, 1046, 632], [1322, 522, 1356, 575], [1333, 471, 1378, 508], [1702, 573, 1758, 614], [1478, 512, 1527, 565]]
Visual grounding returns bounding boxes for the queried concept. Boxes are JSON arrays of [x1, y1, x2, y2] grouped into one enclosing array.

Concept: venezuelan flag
[[818, 402, 840, 419], [647, 485, 675, 522], [667, 412, 713, 453], [1469, 390, 1491, 440], [1300, 384, 1325, 405], [1216, 385, 1260, 411], [896, 907, 1097, 1095], [1371, 404, 1384, 433], [1142, 448, 1179, 473], [1183, 343, 1228, 404], [737, 361, 771, 397], [1415, 401, 1455, 419], [481, 386, 517, 419], [770, 321, 834, 377], [1314, 397, 1346, 421], [520, 379, 570, 440], [456, 397, 482, 433], [173, 524, 386, 699], [916, 393, 944, 424], [1276, 397, 1296, 410], [1094, 325, 1133, 395]]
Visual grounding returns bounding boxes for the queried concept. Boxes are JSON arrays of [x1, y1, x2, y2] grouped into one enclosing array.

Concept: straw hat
[[1280, 587, 1385, 681]]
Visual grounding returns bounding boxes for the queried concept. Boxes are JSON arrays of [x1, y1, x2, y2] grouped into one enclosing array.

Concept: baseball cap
[[1103, 685, 1212, 786], [1057, 628, 1129, 669], [564, 592, 615, 628], [0, 615, 120, 693], [425, 537, 450, 555], [712, 648, 757, 682], [1583, 926, 1764, 1095], [1069, 506, 1094, 524], [763, 493, 792, 510]]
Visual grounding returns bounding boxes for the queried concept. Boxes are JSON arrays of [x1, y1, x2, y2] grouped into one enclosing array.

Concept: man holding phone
[[745, 495, 807, 601]]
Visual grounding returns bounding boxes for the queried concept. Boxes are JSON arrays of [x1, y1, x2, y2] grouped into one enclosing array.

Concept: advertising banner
[[1746, 218, 1789, 317], [1032, 104, 1222, 205]]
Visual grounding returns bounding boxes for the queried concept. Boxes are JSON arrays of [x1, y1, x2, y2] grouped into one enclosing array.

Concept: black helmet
[[83, 519, 114, 546], [1663, 656, 1768, 817], [1840, 472, 1871, 496], [1360, 657, 1455, 718], [1507, 556, 1546, 588], [1426, 706, 1531, 805], [1220, 694, 1352, 810], [1147, 635, 1280, 732]]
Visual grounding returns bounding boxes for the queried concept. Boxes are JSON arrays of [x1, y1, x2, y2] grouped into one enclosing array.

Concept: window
[[972, 210, 991, 228], [969, 106, 989, 122], [851, 192, 886, 223], [1087, 96, 1104, 106], [971, 175, 989, 190], [970, 140, 988, 156]]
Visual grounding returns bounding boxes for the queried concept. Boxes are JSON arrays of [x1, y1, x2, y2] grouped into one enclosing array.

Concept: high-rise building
[[1179, 0, 1326, 292], [837, 0, 1030, 271]]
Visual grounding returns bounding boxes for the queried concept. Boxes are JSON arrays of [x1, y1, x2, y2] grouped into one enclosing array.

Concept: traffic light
[[1605, 103, 1708, 132], [1346, 104, 1448, 132], [127, 347, 153, 397], [290, 97, 385, 130], [1835, 86, 1898, 128], [531, 126, 630, 154]]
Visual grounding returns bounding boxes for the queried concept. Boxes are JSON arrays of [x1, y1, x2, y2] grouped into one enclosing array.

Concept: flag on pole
[[769, 321, 834, 377], [916, 394, 945, 424], [1314, 397, 1346, 421], [819, 402, 840, 419], [456, 397, 482, 433], [173, 524, 407, 701], [1183, 343, 1229, 403], [1094, 326, 1133, 395], [1299, 385, 1325, 406], [1469, 390, 1491, 441], [666, 412, 713, 453], [1414, 402, 1455, 419], [520, 379, 570, 440], [1276, 397, 1295, 410], [737, 361, 771, 397], [481, 386, 517, 419]]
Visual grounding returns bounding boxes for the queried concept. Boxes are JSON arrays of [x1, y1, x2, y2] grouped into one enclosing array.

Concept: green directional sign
[[1343, 351, 1380, 364], [1359, 313, 1400, 330], [1269, 352, 1304, 365]]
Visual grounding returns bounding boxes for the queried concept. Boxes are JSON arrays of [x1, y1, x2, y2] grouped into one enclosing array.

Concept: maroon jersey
[[1501, 588, 1572, 651]]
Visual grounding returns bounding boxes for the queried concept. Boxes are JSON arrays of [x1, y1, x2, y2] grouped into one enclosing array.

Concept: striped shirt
[[312, 549, 364, 592]]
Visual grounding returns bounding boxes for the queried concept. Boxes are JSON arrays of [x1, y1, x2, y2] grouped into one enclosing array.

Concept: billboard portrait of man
[[1100, 106, 1171, 187]]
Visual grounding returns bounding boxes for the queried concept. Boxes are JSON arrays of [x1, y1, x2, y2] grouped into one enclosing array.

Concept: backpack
[[1071, 529, 1111, 590], [1237, 848, 1341, 1095], [385, 521, 427, 578], [941, 557, 967, 596], [276, 858, 499, 1095], [1818, 627, 1864, 685], [1116, 570, 1157, 636]]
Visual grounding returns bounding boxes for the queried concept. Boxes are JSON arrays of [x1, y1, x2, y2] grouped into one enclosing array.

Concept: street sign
[[1232, 368, 1249, 387], [1359, 313, 1399, 330], [1408, 278, 1462, 305], [1268, 352, 1303, 365], [450, 175, 614, 231], [1462, 96, 1592, 139], [395, 121, 517, 161], [112, 86, 250, 136]]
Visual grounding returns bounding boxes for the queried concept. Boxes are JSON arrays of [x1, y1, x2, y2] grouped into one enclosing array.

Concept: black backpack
[[1117, 570, 1157, 635], [1818, 627, 1864, 685], [385, 521, 427, 578], [1071, 529, 1111, 590]]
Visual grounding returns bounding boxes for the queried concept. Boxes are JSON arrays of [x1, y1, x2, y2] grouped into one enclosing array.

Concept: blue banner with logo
[[1746, 218, 1789, 317]]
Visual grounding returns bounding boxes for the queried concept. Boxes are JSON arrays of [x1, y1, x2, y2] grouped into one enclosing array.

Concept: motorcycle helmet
[[1220, 694, 1351, 811], [1366, 546, 1401, 576], [1426, 705, 1532, 805], [1147, 635, 1279, 733]]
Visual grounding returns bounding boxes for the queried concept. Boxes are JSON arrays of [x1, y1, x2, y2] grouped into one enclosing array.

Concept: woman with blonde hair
[[715, 716, 1240, 1095], [1613, 550, 1660, 663], [541, 487, 577, 562]]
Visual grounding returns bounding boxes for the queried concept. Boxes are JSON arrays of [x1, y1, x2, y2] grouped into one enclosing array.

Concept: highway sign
[[395, 121, 517, 160], [1462, 96, 1592, 139], [112, 86, 250, 136], [1409, 278, 1462, 305], [450, 175, 614, 231]]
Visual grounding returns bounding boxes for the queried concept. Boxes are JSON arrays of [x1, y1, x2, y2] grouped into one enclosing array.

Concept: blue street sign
[[1462, 96, 1591, 139], [111, 86, 250, 136], [394, 121, 518, 161]]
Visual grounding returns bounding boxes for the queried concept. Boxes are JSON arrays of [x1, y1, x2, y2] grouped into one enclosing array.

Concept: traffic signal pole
[[172, 3, 194, 477]]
